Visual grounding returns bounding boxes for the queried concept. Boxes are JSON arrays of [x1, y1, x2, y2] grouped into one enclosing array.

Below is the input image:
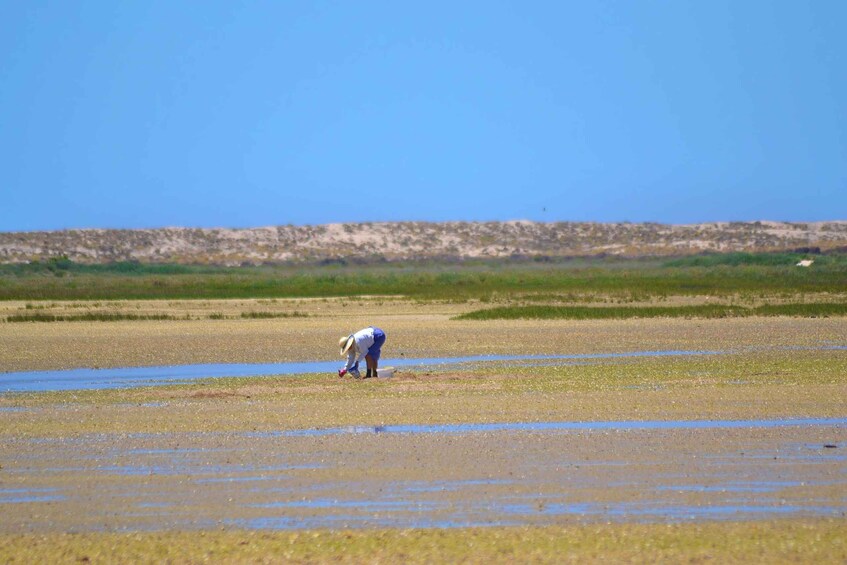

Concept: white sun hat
[[339, 335, 355, 355]]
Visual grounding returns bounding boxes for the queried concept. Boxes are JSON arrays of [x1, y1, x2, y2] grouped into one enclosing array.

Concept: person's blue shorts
[[369, 327, 386, 361]]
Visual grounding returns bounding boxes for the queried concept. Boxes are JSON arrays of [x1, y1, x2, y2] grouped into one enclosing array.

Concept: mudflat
[[1, 296, 845, 372], [1, 300, 845, 563]]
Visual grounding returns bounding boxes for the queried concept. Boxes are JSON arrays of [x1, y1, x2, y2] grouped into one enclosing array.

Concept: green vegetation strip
[[5, 312, 181, 323], [455, 302, 847, 320], [663, 251, 837, 267], [1, 253, 846, 301], [5, 311, 312, 323], [239, 311, 309, 319]]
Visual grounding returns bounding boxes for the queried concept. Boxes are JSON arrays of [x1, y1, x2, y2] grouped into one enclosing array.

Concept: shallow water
[[2, 345, 845, 393], [260, 417, 847, 438], [1, 418, 844, 531], [0, 488, 65, 504]]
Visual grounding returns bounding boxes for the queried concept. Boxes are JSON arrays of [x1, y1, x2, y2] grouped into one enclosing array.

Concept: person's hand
[[338, 368, 347, 378]]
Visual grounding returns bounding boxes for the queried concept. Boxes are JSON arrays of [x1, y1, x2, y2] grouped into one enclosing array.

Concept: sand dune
[[1, 220, 845, 265]]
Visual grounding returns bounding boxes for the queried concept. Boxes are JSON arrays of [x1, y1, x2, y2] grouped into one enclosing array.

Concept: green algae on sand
[[1, 521, 845, 564]]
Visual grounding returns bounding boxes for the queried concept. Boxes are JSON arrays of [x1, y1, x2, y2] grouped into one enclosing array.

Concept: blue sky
[[2, 1, 845, 231]]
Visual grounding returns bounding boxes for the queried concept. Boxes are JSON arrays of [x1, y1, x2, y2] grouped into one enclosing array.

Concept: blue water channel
[[0, 348, 722, 393], [256, 417, 847, 438], [1, 345, 844, 393]]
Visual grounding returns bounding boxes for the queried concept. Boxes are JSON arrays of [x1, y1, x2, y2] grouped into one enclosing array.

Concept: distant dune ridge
[[1, 221, 846, 265]]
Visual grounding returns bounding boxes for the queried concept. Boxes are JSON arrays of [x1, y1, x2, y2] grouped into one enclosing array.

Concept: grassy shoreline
[[455, 302, 847, 320], [2, 253, 846, 301], [4, 310, 311, 322], [5, 302, 847, 323]]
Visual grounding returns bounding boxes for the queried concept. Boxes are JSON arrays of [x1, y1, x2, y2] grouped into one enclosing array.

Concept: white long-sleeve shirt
[[343, 327, 377, 371]]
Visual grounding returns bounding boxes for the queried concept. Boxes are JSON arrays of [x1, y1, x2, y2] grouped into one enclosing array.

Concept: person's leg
[[369, 329, 385, 378], [365, 354, 375, 378]]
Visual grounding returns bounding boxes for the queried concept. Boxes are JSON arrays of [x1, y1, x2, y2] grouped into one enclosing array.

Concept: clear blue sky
[[2, 1, 845, 231]]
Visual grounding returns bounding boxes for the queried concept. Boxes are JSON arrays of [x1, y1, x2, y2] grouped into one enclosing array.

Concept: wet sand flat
[[0, 423, 845, 533], [1, 308, 846, 562], [3, 348, 847, 435], [2, 521, 845, 564], [1, 297, 845, 372]]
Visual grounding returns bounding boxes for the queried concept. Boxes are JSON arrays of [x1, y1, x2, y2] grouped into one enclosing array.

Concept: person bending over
[[338, 326, 386, 379]]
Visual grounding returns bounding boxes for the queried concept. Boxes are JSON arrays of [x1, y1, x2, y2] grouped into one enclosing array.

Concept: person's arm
[[343, 348, 360, 371]]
